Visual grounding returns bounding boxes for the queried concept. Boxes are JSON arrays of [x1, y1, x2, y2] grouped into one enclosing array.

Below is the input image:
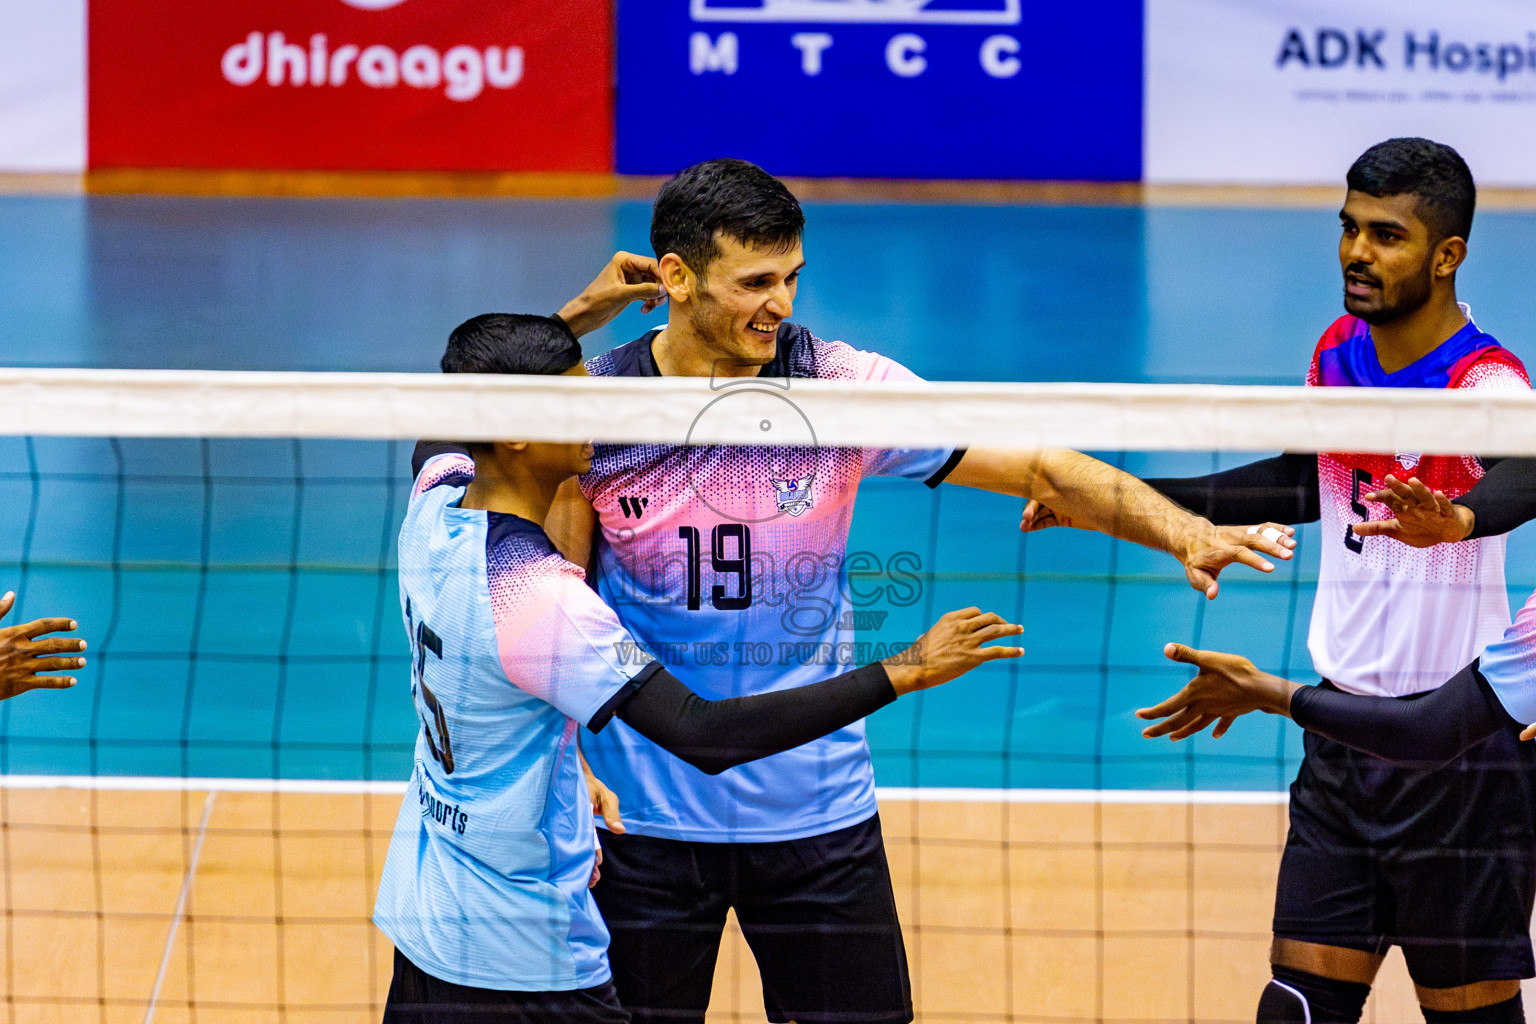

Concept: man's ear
[[1435, 236, 1467, 279], [658, 253, 696, 303]]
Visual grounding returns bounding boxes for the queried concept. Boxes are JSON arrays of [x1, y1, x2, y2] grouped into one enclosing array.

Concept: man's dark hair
[[1346, 138, 1476, 242], [650, 158, 805, 276], [440, 313, 581, 375]]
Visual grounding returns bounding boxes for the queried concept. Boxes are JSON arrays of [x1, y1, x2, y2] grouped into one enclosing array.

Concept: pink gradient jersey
[[1307, 307, 1530, 697], [578, 325, 961, 842]]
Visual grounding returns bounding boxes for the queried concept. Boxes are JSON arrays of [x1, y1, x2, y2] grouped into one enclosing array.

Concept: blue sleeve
[[850, 349, 963, 485], [488, 551, 655, 728], [867, 446, 965, 487], [1476, 591, 1536, 724]]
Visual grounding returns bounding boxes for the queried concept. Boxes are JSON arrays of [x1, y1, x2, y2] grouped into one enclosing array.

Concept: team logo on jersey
[[1396, 452, 1422, 472], [771, 476, 815, 516], [618, 496, 650, 519]]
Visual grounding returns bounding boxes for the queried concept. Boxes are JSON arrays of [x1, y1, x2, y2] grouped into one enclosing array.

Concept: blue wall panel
[[616, 0, 1143, 180]]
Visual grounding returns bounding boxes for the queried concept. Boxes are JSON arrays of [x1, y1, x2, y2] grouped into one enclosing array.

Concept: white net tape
[[1, 367, 1535, 453]]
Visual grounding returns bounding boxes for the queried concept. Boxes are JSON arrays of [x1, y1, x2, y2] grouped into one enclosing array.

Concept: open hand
[[0, 592, 84, 701], [883, 607, 1023, 695], [1137, 642, 1297, 741], [557, 251, 667, 338], [1179, 520, 1295, 600], [1352, 474, 1473, 548]]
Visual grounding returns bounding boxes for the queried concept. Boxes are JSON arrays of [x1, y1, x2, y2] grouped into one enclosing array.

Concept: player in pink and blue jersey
[[377, 313, 1023, 1023], [1121, 139, 1536, 1024], [552, 159, 1293, 1024]]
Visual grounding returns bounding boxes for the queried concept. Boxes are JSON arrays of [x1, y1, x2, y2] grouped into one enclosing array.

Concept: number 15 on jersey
[[405, 597, 455, 774]]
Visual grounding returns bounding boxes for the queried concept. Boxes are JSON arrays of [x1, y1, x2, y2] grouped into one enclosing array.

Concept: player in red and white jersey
[[1120, 139, 1536, 1023], [1306, 309, 1528, 698]]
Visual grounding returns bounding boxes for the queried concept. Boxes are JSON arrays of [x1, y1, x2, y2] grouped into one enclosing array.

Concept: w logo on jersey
[[618, 496, 650, 519], [1396, 452, 1422, 472], [771, 476, 815, 517]]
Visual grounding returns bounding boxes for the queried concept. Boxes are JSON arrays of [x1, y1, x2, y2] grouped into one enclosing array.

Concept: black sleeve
[[598, 663, 898, 776], [1288, 664, 1520, 768], [412, 440, 469, 478], [1456, 456, 1536, 539], [925, 448, 967, 488], [1144, 452, 1319, 525]]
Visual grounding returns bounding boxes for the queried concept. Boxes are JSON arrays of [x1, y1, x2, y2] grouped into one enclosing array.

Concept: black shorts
[[383, 949, 630, 1024], [591, 813, 911, 1024], [1274, 691, 1536, 989]]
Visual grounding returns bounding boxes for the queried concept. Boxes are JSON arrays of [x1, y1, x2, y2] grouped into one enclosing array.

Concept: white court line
[[877, 787, 1290, 805], [0, 775, 1287, 804], [143, 790, 216, 1024], [0, 774, 410, 795]]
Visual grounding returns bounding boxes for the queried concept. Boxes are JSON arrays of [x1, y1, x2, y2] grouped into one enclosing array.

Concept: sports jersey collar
[[1326, 306, 1496, 389], [483, 510, 559, 557], [616, 324, 802, 378], [1370, 318, 1486, 388]]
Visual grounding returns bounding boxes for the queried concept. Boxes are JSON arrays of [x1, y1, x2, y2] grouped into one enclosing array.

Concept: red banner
[[89, 0, 611, 172]]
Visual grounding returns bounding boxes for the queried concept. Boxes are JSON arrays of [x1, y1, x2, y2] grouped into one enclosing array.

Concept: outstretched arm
[[1459, 457, 1536, 538], [1137, 643, 1519, 769], [1143, 453, 1320, 526], [946, 447, 1295, 599], [1289, 672, 1517, 768], [1025, 453, 1318, 534], [603, 608, 1023, 775]]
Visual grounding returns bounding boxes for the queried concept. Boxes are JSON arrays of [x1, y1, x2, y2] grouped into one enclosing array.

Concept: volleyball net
[[2, 369, 1534, 1022]]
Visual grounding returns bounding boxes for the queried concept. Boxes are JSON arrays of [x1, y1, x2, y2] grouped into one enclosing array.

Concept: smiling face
[[677, 233, 804, 369], [1338, 190, 1447, 325]]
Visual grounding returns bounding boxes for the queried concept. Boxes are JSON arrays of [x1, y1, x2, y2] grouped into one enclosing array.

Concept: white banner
[[1145, 0, 1536, 186], [0, 0, 85, 172]]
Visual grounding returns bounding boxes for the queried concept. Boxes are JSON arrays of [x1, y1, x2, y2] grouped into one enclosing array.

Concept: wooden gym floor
[[1, 783, 1514, 1024]]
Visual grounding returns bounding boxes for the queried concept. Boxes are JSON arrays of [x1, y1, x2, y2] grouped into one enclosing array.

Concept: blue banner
[[616, 0, 1143, 180]]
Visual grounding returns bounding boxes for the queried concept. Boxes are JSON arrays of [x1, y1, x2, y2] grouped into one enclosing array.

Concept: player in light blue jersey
[[376, 312, 1023, 1023]]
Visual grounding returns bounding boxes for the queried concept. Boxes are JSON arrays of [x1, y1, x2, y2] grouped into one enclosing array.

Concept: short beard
[[685, 279, 739, 359], [1348, 259, 1435, 326]]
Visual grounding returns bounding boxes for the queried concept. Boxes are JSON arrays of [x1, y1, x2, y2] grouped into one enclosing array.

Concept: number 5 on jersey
[[406, 601, 455, 773], [1344, 467, 1371, 554]]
